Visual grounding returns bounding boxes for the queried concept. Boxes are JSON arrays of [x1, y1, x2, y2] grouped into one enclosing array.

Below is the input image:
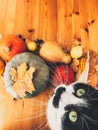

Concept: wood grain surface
[[0, 0, 98, 130], [0, 75, 52, 130], [0, 0, 98, 51]]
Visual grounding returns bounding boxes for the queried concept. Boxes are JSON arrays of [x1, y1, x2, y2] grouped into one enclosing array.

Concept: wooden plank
[[78, 0, 90, 49], [13, 0, 35, 37], [0, 1, 98, 129], [87, 0, 98, 52], [0, 0, 17, 34], [79, 0, 98, 52], [37, 0, 57, 41], [57, 0, 74, 49], [72, 0, 81, 40]]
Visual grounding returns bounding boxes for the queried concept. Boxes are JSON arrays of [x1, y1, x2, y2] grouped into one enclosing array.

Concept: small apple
[[26, 39, 37, 52]]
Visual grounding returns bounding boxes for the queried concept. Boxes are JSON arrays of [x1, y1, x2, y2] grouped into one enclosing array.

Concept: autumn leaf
[[10, 63, 36, 98]]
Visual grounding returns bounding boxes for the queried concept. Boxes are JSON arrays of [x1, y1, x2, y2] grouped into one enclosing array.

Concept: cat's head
[[47, 82, 98, 130], [47, 52, 98, 130]]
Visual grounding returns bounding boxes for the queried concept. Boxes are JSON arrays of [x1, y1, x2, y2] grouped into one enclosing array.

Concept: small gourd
[[39, 41, 71, 64]]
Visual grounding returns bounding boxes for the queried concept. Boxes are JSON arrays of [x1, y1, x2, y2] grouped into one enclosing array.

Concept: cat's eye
[[76, 88, 86, 97], [69, 111, 78, 122]]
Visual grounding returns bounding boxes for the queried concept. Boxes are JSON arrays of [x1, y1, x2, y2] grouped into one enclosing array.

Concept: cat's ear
[[76, 51, 89, 83]]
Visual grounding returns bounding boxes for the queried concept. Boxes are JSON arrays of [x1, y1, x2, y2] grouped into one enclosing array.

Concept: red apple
[[52, 65, 75, 85], [0, 34, 27, 61]]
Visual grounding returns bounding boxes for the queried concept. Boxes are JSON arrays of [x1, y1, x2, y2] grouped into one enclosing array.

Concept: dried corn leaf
[[89, 50, 98, 75]]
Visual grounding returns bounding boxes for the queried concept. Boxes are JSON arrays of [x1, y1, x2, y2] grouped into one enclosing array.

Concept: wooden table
[[0, 76, 52, 130]]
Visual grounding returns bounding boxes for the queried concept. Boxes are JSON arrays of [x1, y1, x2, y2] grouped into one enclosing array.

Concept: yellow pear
[[39, 41, 71, 64]]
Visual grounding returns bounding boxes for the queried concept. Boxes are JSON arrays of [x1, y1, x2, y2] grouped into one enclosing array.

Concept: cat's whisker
[[64, 125, 68, 130], [39, 62, 56, 78], [34, 112, 50, 130], [26, 108, 46, 115], [46, 62, 57, 70], [31, 111, 47, 119], [80, 117, 84, 130], [44, 123, 51, 130], [35, 94, 50, 101], [88, 89, 98, 97], [48, 86, 56, 95], [35, 75, 54, 87], [52, 74, 65, 87], [47, 77, 60, 88], [81, 117, 90, 130], [25, 110, 46, 117], [16, 111, 46, 122], [29, 110, 46, 117], [34, 115, 47, 130], [48, 64, 57, 75], [48, 62, 65, 85], [30, 99, 48, 106], [33, 119, 47, 130], [49, 76, 59, 86], [89, 97, 98, 101], [30, 100, 47, 105], [56, 67, 64, 84], [82, 113, 98, 125], [16, 116, 34, 122], [52, 81, 59, 88], [36, 62, 70, 87], [86, 104, 98, 116], [85, 85, 90, 95], [61, 64, 68, 85]]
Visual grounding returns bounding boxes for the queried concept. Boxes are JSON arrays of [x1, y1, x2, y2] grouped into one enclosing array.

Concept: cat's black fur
[[49, 83, 98, 130]]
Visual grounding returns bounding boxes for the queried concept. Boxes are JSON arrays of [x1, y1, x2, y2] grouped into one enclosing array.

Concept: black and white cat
[[47, 53, 98, 130], [47, 83, 98, 130]]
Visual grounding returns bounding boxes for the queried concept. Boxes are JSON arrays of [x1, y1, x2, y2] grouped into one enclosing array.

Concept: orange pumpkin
[[0, 34, 27, 61], [0, 59, 5, 75]]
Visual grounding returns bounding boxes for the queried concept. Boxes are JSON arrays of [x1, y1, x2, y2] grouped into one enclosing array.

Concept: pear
[[39, 41, 71, 64]]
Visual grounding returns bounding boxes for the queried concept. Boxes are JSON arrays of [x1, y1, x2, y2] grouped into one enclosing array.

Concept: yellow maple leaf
[[10, 63, 36, 98]]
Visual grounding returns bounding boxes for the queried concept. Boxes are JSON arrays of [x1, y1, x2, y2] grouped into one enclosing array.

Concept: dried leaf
[[10, 63, 36, 98], [10, 68, 17, 81]]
